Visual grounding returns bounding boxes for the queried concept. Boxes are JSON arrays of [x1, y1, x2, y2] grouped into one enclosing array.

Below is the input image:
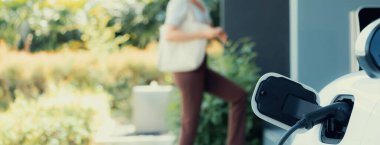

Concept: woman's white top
[[164, 0, 212, 27]]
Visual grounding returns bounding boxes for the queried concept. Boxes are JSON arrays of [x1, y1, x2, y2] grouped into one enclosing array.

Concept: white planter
[[132, 81, 173, 134]]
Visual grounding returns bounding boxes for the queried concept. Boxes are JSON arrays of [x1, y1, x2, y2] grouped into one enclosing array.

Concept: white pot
[[132, 81, 173, 134]]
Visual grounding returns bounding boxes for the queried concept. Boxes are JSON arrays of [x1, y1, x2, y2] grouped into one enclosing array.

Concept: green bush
[[0, 87, 111, 145], [0, 0, 84, 51], [167, 39, 262, 145], [0, 0, 221, 51], [0, 49, 165, 121]]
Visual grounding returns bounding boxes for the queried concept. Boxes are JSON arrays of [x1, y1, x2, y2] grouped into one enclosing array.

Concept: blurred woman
[[163, 0, 247, 145]]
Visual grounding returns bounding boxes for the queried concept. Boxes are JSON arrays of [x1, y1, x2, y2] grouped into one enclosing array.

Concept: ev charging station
[[290, 0, 380, 91], [251, 7, 380, 145]]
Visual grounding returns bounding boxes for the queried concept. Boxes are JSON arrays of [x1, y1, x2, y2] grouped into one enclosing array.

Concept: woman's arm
[[165, 25, 224, 42]]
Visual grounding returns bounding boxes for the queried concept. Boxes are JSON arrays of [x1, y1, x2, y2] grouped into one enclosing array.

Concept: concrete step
[[94, 123, 175, 145], [95, 134, 175, 145]]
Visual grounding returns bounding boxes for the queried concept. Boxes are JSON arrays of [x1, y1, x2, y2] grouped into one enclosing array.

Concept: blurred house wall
[[223, 0, 380, 91], [222, 0, 290, 77]]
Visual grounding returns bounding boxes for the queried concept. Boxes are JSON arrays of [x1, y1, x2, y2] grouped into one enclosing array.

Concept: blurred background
[[0, 0, 261, 145], [4, 0, 378, 144]]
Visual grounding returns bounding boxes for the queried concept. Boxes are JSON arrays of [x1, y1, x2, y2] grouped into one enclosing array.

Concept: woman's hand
[[202, 27, 228, 43], [217, 31, 228, 44], [202, 27, 223, 39]]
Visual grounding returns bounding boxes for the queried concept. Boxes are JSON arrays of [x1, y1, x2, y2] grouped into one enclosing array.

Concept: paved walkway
[[94, 123, 175, 145]]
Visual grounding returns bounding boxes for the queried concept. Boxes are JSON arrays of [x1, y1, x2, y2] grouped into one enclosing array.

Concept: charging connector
[[278, 102, 353, 145]]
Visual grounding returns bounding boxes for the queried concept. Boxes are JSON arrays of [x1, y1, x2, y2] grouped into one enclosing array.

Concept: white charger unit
[[251, 11, 380, 145]]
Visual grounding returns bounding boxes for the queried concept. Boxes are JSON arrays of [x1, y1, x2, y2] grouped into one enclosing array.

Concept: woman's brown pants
[[173, 58, 247, 145]]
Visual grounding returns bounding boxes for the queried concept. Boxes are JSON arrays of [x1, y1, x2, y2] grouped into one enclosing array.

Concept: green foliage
[[113, 0, 168, 48], [0, 90, 110, 145], [208, 38, 260, 91], [0, 49, 165, 121], [168, 39, 262, 145], [0, 0, 83, 51], [0, 0, 221, 51]]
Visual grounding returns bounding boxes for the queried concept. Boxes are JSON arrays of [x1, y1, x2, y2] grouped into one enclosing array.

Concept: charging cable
[[278, 102, 352, 145]]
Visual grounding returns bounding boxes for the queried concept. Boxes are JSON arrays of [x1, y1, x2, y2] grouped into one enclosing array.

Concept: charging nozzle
[[278, 102, 353, 145], [301, 102, 352, 129]]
